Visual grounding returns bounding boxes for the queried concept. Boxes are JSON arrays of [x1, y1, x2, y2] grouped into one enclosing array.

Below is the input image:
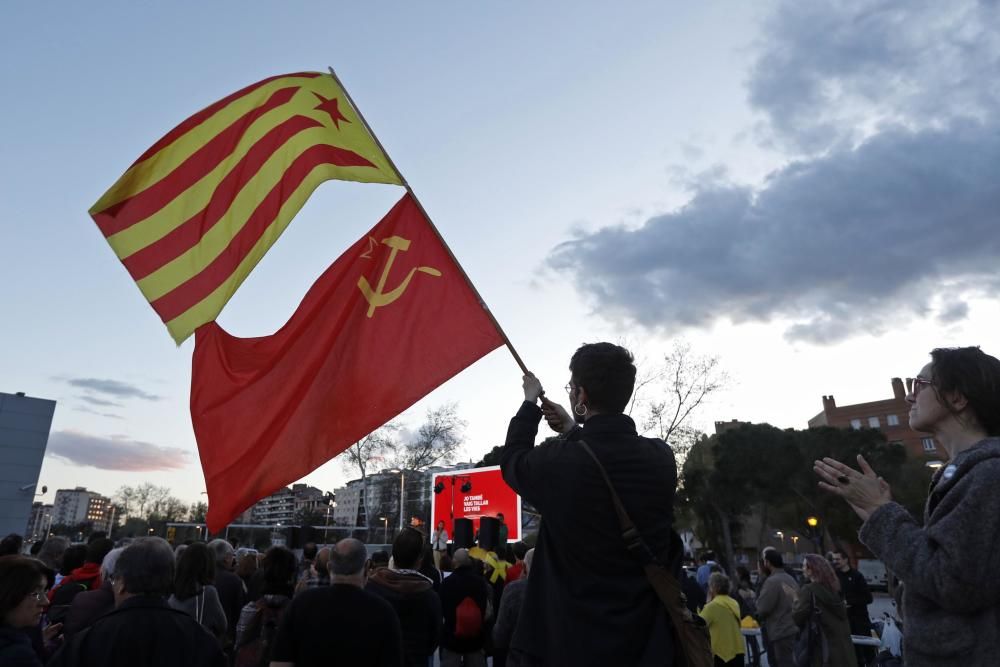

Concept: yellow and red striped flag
[[90, 72, 402, 343]]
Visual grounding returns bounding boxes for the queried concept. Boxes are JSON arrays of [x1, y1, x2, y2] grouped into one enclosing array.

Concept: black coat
[[213, 568, 245, 642], [0, 625, 41, 667], [439, 565, 492, 653], [836, 568, 873, 632], [47, 595, 226, 667], [366, 569, 442, 667], [62, 584, 115, 637], [501, 404, 678, 666]]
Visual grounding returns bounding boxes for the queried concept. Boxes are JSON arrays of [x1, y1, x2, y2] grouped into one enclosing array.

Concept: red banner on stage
[[431, 466, 521, 542]]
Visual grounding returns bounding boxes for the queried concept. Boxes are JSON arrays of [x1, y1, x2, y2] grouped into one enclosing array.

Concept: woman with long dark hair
[[816, 346, 1000, 666], [792, 554, 856, 667], [169, 542, 227, 640]]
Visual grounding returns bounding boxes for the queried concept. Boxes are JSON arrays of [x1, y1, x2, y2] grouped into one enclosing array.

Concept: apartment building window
[[887, 414, 899, 426], [850, 419, 862, 430], [868, 416, 880, 428], [922, 437, 936, 452]]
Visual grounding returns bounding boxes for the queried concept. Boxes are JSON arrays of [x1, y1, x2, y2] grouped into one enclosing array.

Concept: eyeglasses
[[905, 377, 933, 396], [28, 590, 46, 602], [564, 383, 573, 394]]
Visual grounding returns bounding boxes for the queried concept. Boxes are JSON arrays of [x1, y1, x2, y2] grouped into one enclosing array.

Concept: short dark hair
[[370, 550, 390, 568], [0, 556, 45, 620], [302, 542, 318, 560], [261, 546, 297, 593], [832, 548, 850, 560], [114, 537, 175, 597], [512, 541, 528, 561], [329, 539, 368, 576], [392, 528, 424, 569], [569, 343, 637, 413], [173, 542, 216, 600], [85, 538, 114, 565], [0, 534, 23, 557], [764, 550, 784, 569], [61, 544, 87, 576], [929, 347, 1000, 435]]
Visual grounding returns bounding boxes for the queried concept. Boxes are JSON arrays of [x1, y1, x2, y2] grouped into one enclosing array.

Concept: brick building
[[808, 377, 942, 464]]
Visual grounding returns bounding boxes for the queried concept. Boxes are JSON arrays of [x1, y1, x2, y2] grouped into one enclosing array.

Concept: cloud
[[47, 430, 190, 472], [78, 395, 123, 408], [73, 407, 124, 420], [547, 0, 1000, 344], [65, 378, 161, 401]]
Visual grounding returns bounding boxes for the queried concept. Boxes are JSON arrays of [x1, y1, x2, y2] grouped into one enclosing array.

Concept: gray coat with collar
[[859, 437, 1000, 666]]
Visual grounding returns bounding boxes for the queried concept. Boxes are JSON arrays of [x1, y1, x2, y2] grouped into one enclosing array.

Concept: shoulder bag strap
[[577, 439, 691, 629]]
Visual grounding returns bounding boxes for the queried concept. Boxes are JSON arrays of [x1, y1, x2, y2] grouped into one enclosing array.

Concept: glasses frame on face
[[905, 377, 933, 396], [28, 589, 46, 602]]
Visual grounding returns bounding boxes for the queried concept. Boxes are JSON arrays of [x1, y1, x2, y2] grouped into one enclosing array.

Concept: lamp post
[[806, 515, 822, 552], [379, 516, 388, 543], [791, 535, 799, 555], [775, 530, 785, 550]]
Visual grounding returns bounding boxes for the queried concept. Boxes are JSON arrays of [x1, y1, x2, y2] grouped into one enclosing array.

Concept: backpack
[[235, 597, 287, 667], [453, 596, 483, 639]]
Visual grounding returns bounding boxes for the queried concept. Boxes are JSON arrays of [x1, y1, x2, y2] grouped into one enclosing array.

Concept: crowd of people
[[2, 342, 1000, 666]]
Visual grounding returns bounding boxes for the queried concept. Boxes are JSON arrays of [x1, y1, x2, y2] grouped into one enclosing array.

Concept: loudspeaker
[[287, 526, 302, 549], [453, 518, 474, 548], [478, 516, 500, 551]]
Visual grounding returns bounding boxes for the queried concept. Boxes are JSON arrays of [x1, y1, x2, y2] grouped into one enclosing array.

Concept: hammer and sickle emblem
[[357, 235, 442, 318]]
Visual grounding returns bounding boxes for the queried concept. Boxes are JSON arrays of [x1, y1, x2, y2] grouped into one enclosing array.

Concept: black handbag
[[578, 439, 713, 667], [793, 592, 829, 667]]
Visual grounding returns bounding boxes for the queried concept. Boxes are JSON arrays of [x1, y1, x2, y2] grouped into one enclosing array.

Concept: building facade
[[248, 483, 331, 526], [808, 377, 941, 463], [25, 502, 53, 541], [52, 487, 116, 533], [0, 392, 56, 538]]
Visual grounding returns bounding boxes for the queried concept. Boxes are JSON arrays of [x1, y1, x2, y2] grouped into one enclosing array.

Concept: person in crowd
[[699, 572, 745, 667], [0, 534, 24, 557], [757, 550, 799, 667], [168, 542, 227, 640], [294, 546, 330, 594], [505, 542, 528, 583], [697, 551, 718, 594], [48, 537, 225, 667], [236, 548, 259, 590], [370, 550, 390, 575], [440, 553, 454, 578], [734, 565, 757, 617], [681, 565, 707, 615], [439, 548, 493, 666], [496, 514, 509, 548], [234, 545, 296, 664], [432, 520, 449, 570], [37, 538, 70, 587], [815, 346, 1000, 666], [492, 547, 534, 664], [207, 538, 244, 654], [63, 547, 124, 637], [55, 545, 87, 591], [501, 343, 680, 665], [298, 542, 318, 579], [418, 542, 442, 593], [174, 544, 188, 561], [269, 538, 403, 667], [0, 556, 51, 667], [830, 549, 873, 666], [366, 528, 442, 667], [48, 538, 113, 610], [792, 554, 857, 667], [29, 542, 43, 557]]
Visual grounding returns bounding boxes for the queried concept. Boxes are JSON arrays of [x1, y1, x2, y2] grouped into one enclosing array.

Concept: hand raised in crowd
[[522, 372, 544, 403], [814, 454, 892, 521], [540, 395, 575, 434]]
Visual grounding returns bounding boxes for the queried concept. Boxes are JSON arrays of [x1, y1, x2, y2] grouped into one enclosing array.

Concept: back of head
[[261, 546, 297, 593], [0, 534, 23, 557], [391, 528, 424, 570], [709, 572, 731, 596], [452, 548, 471, 569], [86, 538, 114, 565], [512, 541, 528, 561], [314, 547, 331, 572], [207, 538, 234, 566], [370, 551, 389, 569], [569, 342, 637, 414], [763, 550, 783, 570], [114, 537, 175, 598], [302, 542, 318, 561], [100, 547, 126, 582], [0, 556, 45, 620], [803, 553, 840, 594], [930, 346, 1000, 435], [38, 537, 70, 569], [174, 542, 216, 599], [61, 545, 87, 576], [329, 538, 367, 577]]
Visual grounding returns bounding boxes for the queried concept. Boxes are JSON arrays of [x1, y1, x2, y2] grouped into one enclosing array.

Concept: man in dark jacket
[[366, 527, 442, 667], [207, 538, 244, 651], [48, 537, 225, 667], [501, 342, 679, 666], [439, 549, 492, 666], [832, 549, 874, 666]]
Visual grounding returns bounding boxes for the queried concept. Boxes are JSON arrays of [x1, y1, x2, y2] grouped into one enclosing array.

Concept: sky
[[3, 1, 999, 509]]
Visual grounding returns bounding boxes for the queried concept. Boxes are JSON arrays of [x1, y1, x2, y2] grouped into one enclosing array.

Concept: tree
[[340, 424, 399, 533], [630, 340, 727, 462], [294, 508, 327, 527], [113, 483, 187, 522], [392, 404, 466, 470], [188, 502, 208, 524]]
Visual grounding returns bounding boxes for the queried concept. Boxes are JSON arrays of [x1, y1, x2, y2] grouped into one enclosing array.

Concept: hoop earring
[[574, 403, 587, 416]]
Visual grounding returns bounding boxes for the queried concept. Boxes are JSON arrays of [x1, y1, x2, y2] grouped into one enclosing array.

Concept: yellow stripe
[[133, 121, 399, 301], [163, 162, 345, 343], [91, 74, 323, 215], [104, 91, 400, 259]]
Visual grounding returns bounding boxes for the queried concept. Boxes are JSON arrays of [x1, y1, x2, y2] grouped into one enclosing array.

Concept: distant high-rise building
[[808, 377, 940, 463], [0, 392, 56, 538], [25, 502, 53, 541], [52, 487, 116, 533], [249, 483, 331, 526]]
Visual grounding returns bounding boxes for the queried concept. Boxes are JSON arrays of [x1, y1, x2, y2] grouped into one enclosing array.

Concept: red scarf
[[48, 562, 102, 602]]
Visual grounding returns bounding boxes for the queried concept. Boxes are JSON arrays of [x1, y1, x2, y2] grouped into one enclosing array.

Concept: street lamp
[[806, 515, 822, 551], [775, 531, 785, 550], [379, 516, 388, 543], [791, 535, 799, 554]]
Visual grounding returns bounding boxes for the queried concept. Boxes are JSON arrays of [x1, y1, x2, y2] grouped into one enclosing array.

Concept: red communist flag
[[192, 194, 504, 531]]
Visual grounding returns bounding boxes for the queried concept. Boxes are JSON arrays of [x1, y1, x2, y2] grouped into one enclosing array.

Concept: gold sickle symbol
[[357, 235, 442, 318]]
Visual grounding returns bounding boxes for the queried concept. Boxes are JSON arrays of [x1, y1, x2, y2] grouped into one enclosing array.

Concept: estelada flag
[[89, 72, 402, 344], [193, 193, 505, 532]]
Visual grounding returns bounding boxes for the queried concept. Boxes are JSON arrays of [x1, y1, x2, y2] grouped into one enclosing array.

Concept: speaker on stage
[[478, 516, 500, 551], [453, 518, 474, 549]]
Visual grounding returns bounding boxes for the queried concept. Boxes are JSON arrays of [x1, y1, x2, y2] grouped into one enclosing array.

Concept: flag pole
[[327, 66, 531, 376]]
